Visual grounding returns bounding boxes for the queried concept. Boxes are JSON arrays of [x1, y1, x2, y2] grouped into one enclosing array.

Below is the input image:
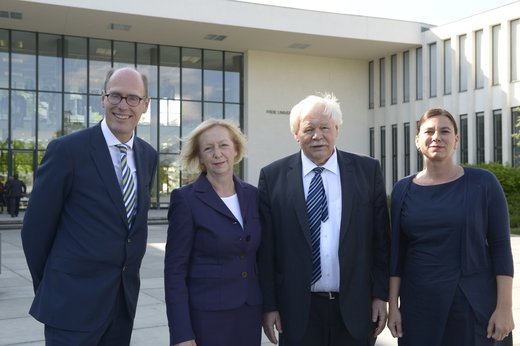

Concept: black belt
[[312, 292, 339, 300]]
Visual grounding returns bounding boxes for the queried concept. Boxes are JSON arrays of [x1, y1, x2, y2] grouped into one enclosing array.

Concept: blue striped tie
[[307, 167, 328, 286], [116, 144, 137, 228]]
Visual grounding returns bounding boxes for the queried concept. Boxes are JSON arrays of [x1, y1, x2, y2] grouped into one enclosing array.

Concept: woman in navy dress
[[387, 108, 514, 345], [164, 119, 262, 346]]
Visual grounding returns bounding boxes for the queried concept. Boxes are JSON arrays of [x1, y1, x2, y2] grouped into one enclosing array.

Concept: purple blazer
[[164, 173, 262, 345]]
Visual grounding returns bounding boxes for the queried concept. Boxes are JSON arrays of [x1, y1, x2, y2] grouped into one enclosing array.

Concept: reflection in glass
[[160, 46, 180, 99], [159, 154, 180, 204], [204, 50, 223, 102], [38, 92, 62, 149], [225, 103, 240, 124], [0, 29, 9, 89], [181, 101, 201, 139], [159, 99, 180, 153], [64, 93, 87, 134], [0, 90, 8, 148], [224, 52, 242, 103], [0, 151, 7, 181], [138, 43, 159, 98], [12, 91, 35, 149], [182, 48, 202, 100], [203, 102, 223, 121], [113, 41, 135, 69], [137, 99, 158, 150], [89, 94, 104, 126], [38, 34, 63, 92], [11, 31, 36, 90], [13, 151, 34, 194], [89, 39, 112, 94], [64, 36, 87, 93]]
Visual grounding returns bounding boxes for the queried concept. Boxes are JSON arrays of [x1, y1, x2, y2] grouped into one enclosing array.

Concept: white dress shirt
[[301, 149, 342, 292]]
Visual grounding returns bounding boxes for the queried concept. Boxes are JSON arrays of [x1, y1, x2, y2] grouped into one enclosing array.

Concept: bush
[[465, 163, 520, 229]]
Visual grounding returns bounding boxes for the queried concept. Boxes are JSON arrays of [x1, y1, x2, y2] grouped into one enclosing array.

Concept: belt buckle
[[326, 292, 336, 300]]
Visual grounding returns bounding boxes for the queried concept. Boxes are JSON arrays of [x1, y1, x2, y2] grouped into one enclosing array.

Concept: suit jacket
[[258, 150, 390, 342], [21, 124, 158, 331], [164, 173, 262, 345]]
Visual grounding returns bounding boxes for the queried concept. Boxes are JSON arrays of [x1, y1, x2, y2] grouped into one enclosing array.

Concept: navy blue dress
[[398, 176, 497, 345]]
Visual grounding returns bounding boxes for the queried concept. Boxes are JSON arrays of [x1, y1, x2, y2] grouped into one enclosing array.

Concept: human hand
[[487, 306, 514, 341], [387, 303, 403, 338], [371, 298, 387, 336], [173, 340, 197, 346], [263, 311, 283, 344]]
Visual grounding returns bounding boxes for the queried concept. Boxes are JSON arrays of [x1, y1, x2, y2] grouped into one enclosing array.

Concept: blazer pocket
[[189, 264, 222, 278]]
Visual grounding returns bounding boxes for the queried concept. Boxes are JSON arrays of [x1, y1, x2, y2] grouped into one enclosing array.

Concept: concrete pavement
[[0, 210, 518, 345]]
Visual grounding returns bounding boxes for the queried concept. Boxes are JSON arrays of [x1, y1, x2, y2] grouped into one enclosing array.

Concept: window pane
[[475, 30, 484, 89], [113, 41, 135, 69], [493, 109, 502, 163], [476, 112, 485, 164], [204, 102, 223, 121], [460, 114, 468, 164], [89, 39, 112, 94], [38, 34, 63, 92], [64, 36, 87, 93], [444, 39, 452, 95], [0, 29, 9, 89], [182, 48, 202, 100], [12, 91, 35, 149], [64, 93, 87, 134], [492, 25, 502, 85], [0, 90, 8, 148], [416, 47, 423, 100], [0, 151, 7, 180], [391, 55, 397, 105], [459, 35, 468, 92], [159, 154, 180, 204], [429, 43, 437, 97], [512, 19, 519, 82], [13, 151, 34, 194], [403, 52, 409, 103], [11, 31, 36, 90], [160, 46, 180, 99], [137, 98, 157, 150], [512, 108, 520, 167], [369, 61, 374, 108], [89, 94, 104, 127], [159, 98, 180, 153], [181, 101, 202, 138], [379, 58, 385, 107], [225, 103, 240, 124], [137, 43, 158, 98], [204, 50, 223, 102], [38, 92, 62, 149], [224, 52, 242, 103]]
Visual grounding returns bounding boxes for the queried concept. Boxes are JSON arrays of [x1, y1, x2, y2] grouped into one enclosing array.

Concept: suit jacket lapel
[[337, 151, 356, 243], [287, 153, 311, 246], [194, 173, 236, 220], [132, 139, 148, 232], [89, 125, 128, 228]]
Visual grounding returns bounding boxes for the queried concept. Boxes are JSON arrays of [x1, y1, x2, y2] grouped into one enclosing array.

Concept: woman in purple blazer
[[164, 119, 262, 346]]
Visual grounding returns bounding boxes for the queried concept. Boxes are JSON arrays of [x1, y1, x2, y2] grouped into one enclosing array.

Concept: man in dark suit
[[5, 173, 26, 217], [21, 67, 158, 345], [258, 93, 390, 346]]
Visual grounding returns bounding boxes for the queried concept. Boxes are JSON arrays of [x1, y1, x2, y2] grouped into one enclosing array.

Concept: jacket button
[[127, 238, 132, 243], [122, 266, 127, 272], [241, 271, 248, 278]]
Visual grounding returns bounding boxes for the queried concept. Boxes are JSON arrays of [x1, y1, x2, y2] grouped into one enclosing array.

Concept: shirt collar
[[101, 118, 135, 149], [301, 147, 339, 177]]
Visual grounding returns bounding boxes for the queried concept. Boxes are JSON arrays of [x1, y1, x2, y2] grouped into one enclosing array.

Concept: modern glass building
[[0, 29, 243, 207], [1, 0, 519, 203]]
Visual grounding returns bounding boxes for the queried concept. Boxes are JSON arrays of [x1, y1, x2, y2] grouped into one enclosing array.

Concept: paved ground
[[0, 210, 518, 345]]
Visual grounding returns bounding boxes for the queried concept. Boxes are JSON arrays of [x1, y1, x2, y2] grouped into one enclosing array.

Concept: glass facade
[[0, 29, 244, 207]]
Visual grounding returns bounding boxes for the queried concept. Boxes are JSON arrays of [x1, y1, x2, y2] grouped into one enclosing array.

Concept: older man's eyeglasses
[[103, 93, 145, 107]]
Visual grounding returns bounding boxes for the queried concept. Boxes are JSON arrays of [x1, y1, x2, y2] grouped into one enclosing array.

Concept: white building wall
[[243, 50, 368, 185]]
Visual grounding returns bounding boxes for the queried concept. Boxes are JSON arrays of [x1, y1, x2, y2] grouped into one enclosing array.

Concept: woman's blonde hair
[[180, 118, 247, 174]]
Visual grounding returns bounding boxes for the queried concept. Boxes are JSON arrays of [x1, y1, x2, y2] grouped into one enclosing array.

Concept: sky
[[239, 0, 517, 25]]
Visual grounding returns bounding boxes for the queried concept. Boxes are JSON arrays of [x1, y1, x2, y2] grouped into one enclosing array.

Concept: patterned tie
[[116, 144, 137, 228], [307, 167, 329, 286]]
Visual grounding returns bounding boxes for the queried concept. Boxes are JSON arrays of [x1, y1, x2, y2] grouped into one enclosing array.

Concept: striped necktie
[[116, 144, 137, 228], [306, 167, 329, 286]]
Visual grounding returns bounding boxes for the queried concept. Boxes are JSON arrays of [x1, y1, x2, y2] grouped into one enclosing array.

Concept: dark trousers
[[44, 288, 133, 346], [280, 293, 374, 346], [8, 196, 21, 216]]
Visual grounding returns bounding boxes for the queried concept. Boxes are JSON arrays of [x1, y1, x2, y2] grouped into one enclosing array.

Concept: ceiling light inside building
[[204, 34, 227, 41], [108, 23, 131, 31], [289, 43, 310, 49]]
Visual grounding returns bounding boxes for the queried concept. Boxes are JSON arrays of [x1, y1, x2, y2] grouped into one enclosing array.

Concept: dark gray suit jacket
[[21, 124, 158, 331], [258, 150, 390, 342]]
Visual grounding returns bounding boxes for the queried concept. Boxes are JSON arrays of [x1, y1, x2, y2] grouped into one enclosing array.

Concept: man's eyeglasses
[[103, 93, 145, 107]]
